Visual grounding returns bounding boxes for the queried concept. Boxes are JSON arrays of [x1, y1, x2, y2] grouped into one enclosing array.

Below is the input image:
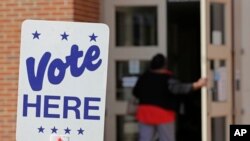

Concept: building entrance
[[103, 0, 233, 140]]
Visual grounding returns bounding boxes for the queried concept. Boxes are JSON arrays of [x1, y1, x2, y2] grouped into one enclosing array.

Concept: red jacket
[[136, 105, 175, 125]]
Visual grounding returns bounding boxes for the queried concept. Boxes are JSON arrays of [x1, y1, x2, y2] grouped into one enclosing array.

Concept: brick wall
[[0, 0, 99, 140], [74, 0, 100, 22]]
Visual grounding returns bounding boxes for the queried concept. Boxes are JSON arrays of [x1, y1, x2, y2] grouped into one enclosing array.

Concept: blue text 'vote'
[[26, 45, 102, 91]]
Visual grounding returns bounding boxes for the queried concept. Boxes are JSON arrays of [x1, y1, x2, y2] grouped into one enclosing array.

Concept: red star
[[57, 137, 62, 141]]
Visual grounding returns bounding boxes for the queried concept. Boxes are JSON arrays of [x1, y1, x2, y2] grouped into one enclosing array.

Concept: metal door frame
[[201, 0, 233, 141]]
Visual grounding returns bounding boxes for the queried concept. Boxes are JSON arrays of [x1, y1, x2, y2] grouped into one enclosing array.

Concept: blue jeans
[[139, 122, 175, 141]]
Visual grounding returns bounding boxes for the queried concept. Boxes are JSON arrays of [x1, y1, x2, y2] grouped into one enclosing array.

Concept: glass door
[[103, 0, 167, 141], [201, 0, 233, 141]]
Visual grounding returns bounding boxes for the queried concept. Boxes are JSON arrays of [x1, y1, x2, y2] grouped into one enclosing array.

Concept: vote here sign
[[16, 20, 109, 141]]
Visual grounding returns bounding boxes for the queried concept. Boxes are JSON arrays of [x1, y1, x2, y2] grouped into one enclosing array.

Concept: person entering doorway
[[133, 54, 207, 141]]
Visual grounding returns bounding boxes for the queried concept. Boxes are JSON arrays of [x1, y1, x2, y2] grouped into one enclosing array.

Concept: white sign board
[[217, 67, 227, 101], [212, 30, 222, 45], [16, 20, 109, 141], [122, 76, 138, 88], [129, 60, 140, 74]]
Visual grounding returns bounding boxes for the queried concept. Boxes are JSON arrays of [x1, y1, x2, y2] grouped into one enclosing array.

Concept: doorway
[[168, 2, 201, 141], [103, 0, 233, 140]]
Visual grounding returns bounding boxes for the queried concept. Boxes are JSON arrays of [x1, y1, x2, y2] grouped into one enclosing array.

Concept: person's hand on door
[[192, 78, 207, 90]]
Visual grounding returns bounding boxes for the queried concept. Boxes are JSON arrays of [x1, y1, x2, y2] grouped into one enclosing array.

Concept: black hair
[[150, 54, 167, 70]]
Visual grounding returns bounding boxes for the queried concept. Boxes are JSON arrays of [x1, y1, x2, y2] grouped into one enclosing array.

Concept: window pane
[[209, 60, 227, 102], [117, 115, 138, 141], [116, 7, 157, 47], [210, 3, 225, 45], [116, 61, 149, 100], [212, 117, 226, 141]]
